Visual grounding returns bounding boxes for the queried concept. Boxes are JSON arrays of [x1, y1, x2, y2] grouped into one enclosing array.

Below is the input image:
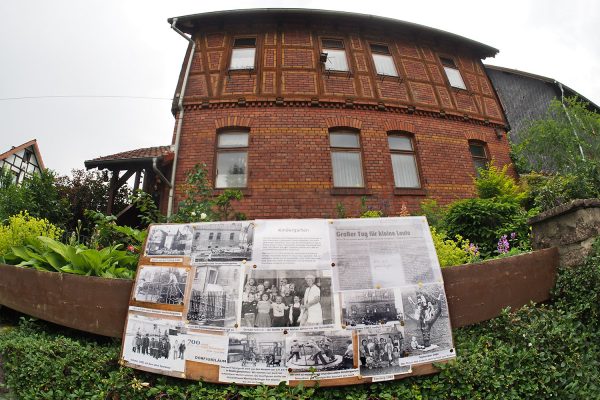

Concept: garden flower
[[497, 235, 510, 254], [190, 211, 196, 216], [510, 232, 517, 240], [200, 212, 207, 220], [127, 245, 136, 253]]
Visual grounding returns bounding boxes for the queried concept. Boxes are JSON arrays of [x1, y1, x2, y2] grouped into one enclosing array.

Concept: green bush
[[2, 253, 600, 399], [430, 228, 478, 267], [444, 198, 531, 258], [475, 161, 526, 205], [0, 211, 63, 256], [418, 199, 446, 230], [522, 170, 600, 212]]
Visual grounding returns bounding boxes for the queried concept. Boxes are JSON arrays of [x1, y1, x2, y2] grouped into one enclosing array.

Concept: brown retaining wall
[[0, 247, 558, 337]]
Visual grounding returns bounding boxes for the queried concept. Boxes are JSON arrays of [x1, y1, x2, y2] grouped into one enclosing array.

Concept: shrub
[[444, 198, 531, 258], [0, 211, 63, 256], [0, 169, 71, 228], [522, 170, 599, 212], [475, 161, 526, 204], [418, 199, 446, 230], [430, 228, 477, 267]]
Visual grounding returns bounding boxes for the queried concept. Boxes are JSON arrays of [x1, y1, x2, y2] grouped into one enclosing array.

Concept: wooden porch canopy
[[84, 145, 173, 215]]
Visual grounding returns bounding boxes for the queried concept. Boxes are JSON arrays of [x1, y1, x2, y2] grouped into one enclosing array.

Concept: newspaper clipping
[[341, 288, 404, 329], [219, 332, 288, 385], [251, 219, 331, 269], [358, 326, 411, 378], [133, 266, 188, 306], [191, 221, 254, 264], [185, 331, 228, 365], [145, 224, 193, 256], [331, 217, 441, 291], [123, 314, 186, 372], [240, 268, 336, 330]]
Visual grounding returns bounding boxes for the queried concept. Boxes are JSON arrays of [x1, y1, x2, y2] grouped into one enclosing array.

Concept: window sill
[[394, 188, 427, 196], [330, 188, 371, 196], [324, 69, 352, 77]]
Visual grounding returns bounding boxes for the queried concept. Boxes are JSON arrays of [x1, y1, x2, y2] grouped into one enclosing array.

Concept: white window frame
[[230, 38, 256, 71], [440, 56, 467, 90], [322, 39, 349, 72], [329, 130, 364, 188], [370, 44, 398, 77], [388, 133, 421, 189]]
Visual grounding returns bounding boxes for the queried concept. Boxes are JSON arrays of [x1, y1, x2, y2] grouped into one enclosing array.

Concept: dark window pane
[[322, 39, 344, 49], [370, 44, 390, 54], [234, 38, 256, 47], [469, 144, 486, 158]]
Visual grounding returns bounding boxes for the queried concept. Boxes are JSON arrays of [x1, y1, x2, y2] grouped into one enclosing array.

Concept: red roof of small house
[[0, 139, 45, 169], [84, 145, 173, 169]]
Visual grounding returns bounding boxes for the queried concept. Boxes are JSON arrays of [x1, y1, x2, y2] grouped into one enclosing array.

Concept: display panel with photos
[[121, 217, 455, 386]]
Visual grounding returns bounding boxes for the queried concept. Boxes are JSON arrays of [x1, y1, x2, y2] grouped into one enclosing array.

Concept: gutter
[[167, 18, 196, 217], [152, 157, 171, 187]]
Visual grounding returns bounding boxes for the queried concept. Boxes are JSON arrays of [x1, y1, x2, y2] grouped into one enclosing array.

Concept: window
[[370, 44, 398, 76], [440, 57, 466, 90], [229, 232, 235, 241], [388, 134, 420, 188], [330, 130, 364, 187], [216, 232, 221, 241], [469, 141, 489, 175], [216, 130, 249, 188], [208, 232, 214, 240], [230, 38, 256, 70], [322, 39, 349, 72]]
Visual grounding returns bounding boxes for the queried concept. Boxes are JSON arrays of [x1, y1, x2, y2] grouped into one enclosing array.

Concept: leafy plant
[[1, 236, 137, 279], [430, 227, 478, 267], [475, 161, 526, 205], [0, 211, 63, 256], [418, 199, 447, 230]]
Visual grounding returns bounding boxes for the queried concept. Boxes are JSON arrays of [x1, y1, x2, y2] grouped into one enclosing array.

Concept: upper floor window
[[370, 44, 398, 77], [329, 130, 364, 187], [469, 141, 489, 175], [440, 57, 466, 90], [322, 39, 349, 72], [216, 130, 249, 188], [388, 134, 420, 188], [230, 38, 256, 70]]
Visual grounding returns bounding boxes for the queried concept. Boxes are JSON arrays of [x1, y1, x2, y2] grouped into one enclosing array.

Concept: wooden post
[[133, 170, 142, 191], [107, 170, 119, 215]]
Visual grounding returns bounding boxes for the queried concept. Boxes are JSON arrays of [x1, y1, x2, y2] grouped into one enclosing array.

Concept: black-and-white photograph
[[191, 221, 254, 263], [240, 269, 335, 328], [226, 332, 286, 368], [134, 266, 188, 305], [401, 283, 454, 360], [358, 326, 411, 377], [123, 315, 186, 372], [186, 264, 242, 328], [341, 288, 403, 328], [146, 224, 193, 256], [285, 330, 354, 372]]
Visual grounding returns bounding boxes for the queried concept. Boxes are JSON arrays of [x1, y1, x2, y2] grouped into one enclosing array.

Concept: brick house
[[86, 9, 514, 219]]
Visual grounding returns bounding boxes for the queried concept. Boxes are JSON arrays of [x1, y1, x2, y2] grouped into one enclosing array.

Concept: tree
[[514, 96, 600, 174]]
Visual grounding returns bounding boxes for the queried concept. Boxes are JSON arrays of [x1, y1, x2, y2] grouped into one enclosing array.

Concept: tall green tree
[[514, 97, 600, 174]]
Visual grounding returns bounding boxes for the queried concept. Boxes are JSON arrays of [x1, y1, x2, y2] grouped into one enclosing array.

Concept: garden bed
[[0, 248, 558, 337]]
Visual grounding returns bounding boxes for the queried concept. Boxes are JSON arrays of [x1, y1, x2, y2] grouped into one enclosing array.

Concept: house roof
[[84, 145, 173, 169], [168, 8, 499, 58], [485, 64, 600, 112], [0, 139, 45, 169]]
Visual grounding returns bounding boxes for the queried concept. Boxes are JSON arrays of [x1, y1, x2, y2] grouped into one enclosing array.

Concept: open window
[[322, 38, 349, 72], [440, 56, 466, 90], [370, 43, 398, 77], [230, 38, 256, 70]]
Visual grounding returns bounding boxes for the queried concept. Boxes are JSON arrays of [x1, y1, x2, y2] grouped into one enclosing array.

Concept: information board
[[120, 217, 456, 386]]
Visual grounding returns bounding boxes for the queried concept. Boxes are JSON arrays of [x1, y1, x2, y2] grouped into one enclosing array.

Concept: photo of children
[[358, 326, 411, 377], [240, 269, 335, 329]]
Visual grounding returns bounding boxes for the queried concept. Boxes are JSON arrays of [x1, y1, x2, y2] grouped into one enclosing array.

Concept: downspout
[[167, 18, 196, 217], [153, 157, 172, 188], [556, 81, 586, 161]]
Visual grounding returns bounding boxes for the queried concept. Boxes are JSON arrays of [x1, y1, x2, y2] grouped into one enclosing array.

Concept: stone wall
[[529, 199, 600, 267]]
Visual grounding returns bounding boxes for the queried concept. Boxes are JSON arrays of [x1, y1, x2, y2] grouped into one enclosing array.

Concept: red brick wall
[[169, 17, 513, 219], [173, 107, 515, 219]]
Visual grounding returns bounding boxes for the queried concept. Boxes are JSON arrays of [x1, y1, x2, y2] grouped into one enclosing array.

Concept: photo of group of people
[[122, 315, 186, 372], [358, 327, 410, 377], [240, 269, 334, 328], [226, 332, 285, 368], [341, 288, 403, 328], [285, 331, 354, 372]]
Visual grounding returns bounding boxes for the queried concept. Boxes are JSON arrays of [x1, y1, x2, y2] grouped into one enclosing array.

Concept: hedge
[[1, 247, 600, 399]]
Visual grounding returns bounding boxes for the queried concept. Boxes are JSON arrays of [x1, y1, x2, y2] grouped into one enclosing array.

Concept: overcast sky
[[1, 0, 598, 175]]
